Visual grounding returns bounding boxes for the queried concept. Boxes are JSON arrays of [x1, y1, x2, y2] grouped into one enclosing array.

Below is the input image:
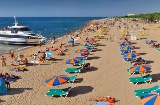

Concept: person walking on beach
[[4, 77, 11, 90], [1, 56, 6, 67], [33, 54, 37, 65], [39, 41, 42, 47], [10, 51, 15, 60]]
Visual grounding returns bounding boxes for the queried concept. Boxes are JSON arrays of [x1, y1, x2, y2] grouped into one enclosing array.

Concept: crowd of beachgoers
[[1, 17, 160, 105]]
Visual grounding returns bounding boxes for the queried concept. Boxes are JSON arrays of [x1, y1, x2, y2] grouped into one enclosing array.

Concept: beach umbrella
[[140, 90, 160, 105], [129, 64, 151, 73], [66, 58, 81, 64], [14, 54, 24, 62], [120, 37, 128, 40], [119, 41, 129, 46], [123, 52, 139, 58], [68, 39, 73, 44], [45, 52, 52, 58], [75, 49, 89, 53], [45, 75, 69, 86], [121, 46, 132, 50], [121, 45, 135, 50]]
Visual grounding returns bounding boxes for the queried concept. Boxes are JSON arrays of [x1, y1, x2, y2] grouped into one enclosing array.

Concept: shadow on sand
[[87, 56, 101, 60], [0, 88, 32, 96], [73, 78, 83, 83], [81, 66, 98, 73], [146, 60, 154, 64], [138, 53, 147, 55], [150, 73, 160, 82], [134, 47, 141, 49], [91, 49, 102, 52], [69, 86, 93, 97], [140, 38, 147, 40]]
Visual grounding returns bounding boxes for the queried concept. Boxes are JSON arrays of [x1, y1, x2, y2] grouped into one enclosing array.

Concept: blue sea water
[[0, 17, 104, 54]]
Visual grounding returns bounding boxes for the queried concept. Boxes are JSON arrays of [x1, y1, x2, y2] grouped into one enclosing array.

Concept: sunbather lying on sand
[[89, 96, 115, 103]]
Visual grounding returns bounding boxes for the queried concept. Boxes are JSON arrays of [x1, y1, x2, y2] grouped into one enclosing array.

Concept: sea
[[0, 17, 104, 55]]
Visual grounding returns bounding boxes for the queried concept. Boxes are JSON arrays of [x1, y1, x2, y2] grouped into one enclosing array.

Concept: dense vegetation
[[116, 12, 160, 23]]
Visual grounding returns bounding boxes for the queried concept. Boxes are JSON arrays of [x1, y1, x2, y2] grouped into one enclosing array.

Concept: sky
[[0, 0, 160, 17]]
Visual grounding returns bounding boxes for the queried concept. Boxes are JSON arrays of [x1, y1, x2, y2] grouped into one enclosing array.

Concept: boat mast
[[14, 16, 18, 26]]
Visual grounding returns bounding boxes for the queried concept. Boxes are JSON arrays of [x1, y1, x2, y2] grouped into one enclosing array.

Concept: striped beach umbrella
[[141, 90, 160, 105], [121, 46, 132, 50], [14, 54, 24, 62], [66, 58, 81, 64], [119, 41, 129, 46], [123, 52, 139, 58], [129, 64, 151, 73], [45, 75, 69, 86]]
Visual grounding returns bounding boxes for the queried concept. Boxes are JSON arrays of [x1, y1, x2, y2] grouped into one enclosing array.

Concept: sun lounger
[[73, 60, 85, 66], [68, 75, 77, 83], [129, 74, 152, 85], [65, 67, 81, 73], [156, 48, 160, 51], [134, 85, 159, 99], [45, 86, 71, 99], [85, 46, 94, 49]]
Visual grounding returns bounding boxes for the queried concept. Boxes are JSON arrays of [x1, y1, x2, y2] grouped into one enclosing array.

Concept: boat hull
[[0, 37, 44, 45]]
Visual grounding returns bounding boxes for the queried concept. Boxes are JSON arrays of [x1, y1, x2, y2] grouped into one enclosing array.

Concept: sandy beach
[[1, 18, 160, 105]]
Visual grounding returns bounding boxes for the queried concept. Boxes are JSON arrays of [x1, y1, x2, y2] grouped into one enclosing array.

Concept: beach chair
[[45, 86, 71, 99], [65, 67, 81, 73], [129, 74, 152, 85], [156, 48, 160, 51], [73, 60, 85, 66], [68, 75, 77, 83], [134, 85, 160, 99], [85, 46, 94, 50]]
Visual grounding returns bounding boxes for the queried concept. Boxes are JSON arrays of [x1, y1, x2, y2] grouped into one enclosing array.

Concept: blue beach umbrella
[[141, 90, 160, 105], [45, 75, 69, 86], [68, 39, 73, 44], [45, 52, 52, 58]]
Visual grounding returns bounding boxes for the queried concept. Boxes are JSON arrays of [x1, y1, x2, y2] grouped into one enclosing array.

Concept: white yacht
[[0, 17, 46, 45]]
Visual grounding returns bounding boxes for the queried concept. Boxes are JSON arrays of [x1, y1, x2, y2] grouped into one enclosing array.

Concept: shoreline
[[0, 18, 97, 56]]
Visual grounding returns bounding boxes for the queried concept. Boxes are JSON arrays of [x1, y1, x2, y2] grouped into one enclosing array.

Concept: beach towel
[[11, 70, 22, 72], [93, 102, 108, 105], [30, 61, 39, 64]]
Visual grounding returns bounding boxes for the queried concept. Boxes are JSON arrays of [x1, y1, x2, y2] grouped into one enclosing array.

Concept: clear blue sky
[[1, 0, 160, 17]]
